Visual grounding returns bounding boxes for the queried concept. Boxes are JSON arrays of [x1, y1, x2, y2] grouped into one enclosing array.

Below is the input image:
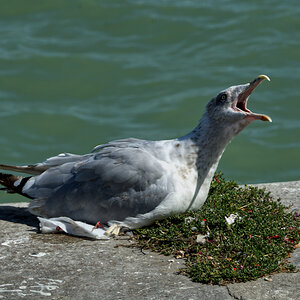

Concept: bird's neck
[[180, 112, 236, 161], [173, 112, 238, 210], [175, 111, 242, 193]]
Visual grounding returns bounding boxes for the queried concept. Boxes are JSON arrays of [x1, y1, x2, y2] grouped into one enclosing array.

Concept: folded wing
[[26, 140, 171, 224]]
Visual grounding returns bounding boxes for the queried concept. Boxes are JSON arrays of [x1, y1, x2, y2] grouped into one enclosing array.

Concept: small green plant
[[134, 172, 300, 285]]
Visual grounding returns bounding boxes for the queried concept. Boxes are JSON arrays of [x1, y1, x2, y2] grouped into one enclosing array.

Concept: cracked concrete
[[0, 181, 299, 299]]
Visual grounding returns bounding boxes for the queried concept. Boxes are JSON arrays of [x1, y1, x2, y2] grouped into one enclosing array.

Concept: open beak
[[234, 75, 272, 122]]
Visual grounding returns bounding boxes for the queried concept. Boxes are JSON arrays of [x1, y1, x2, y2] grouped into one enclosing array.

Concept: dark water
[[0, 0, 299, 203]]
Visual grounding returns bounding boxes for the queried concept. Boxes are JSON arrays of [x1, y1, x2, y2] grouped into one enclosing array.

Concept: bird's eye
[[217, 93, 227, 103]]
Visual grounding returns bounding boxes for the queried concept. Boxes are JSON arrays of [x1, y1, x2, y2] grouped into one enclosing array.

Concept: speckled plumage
[[0, 75, 271, 233]]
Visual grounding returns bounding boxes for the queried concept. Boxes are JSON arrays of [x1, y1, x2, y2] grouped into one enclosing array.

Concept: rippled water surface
[[0, 0, 299, 202]]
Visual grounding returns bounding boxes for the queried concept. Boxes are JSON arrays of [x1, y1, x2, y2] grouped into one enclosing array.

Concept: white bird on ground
[[0, 75, 271, 237]]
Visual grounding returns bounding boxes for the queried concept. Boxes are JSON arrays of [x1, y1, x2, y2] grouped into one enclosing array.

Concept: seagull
[[0, 75, 271, 236]]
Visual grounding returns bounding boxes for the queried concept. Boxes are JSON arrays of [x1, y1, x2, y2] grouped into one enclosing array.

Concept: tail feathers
[[0, 172, 33, 199], [0, 164, 44, 175]]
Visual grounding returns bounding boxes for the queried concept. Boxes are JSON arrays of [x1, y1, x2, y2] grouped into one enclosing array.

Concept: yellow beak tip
[[261, 115, 272, 122], [258, 74, 271, 82]]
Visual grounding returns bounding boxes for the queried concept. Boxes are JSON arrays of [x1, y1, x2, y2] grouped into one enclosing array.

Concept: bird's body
[[0, 75, 271, 235]]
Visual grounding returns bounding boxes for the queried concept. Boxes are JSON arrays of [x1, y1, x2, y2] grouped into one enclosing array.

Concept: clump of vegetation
[[133, 172, 299, 285]]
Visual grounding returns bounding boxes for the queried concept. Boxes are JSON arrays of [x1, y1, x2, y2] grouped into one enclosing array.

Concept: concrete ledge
[[0, 181, 299, 300]]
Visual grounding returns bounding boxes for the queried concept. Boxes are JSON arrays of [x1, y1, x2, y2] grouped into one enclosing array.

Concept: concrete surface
[[0, 181, 299, 300]]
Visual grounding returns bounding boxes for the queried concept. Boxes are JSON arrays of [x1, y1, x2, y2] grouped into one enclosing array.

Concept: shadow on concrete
[[0, 205, 39, 227]]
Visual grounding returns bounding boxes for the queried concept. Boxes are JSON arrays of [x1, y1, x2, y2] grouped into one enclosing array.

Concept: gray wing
[[0, 153, 92, 175], [26, 140, 170, 224], [0, 138, 143, 175]]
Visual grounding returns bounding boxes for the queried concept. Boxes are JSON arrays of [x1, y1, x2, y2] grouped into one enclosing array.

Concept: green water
[[0, 0, 299, 203]]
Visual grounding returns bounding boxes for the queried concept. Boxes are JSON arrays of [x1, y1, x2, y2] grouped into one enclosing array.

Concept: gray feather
[[26, 141, 169, 224]]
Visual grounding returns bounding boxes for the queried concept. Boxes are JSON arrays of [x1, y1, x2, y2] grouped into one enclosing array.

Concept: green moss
[[133, 172, 300, 285]]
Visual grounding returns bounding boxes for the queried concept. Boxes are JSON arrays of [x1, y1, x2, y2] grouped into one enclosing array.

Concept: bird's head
[[206, 75, 272, 129]]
